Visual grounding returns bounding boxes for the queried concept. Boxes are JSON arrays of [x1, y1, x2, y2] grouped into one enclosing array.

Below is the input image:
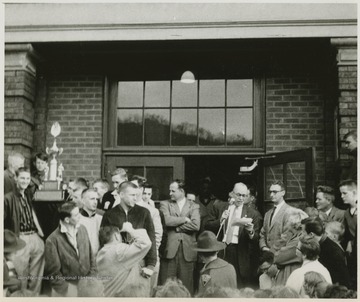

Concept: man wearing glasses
[[259, 180, 295, 253], [205, 182, 263, 288]]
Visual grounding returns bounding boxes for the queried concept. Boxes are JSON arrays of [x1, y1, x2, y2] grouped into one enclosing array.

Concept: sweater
[[79, 210, 103, 256], [101, 204, 157, 268]]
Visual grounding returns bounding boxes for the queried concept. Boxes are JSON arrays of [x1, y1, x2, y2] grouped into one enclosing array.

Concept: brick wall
[[45, 75, 103, 182], [338, 66, 357, 164], [4, 70, 36, 165], [266, 75, 333, 186]]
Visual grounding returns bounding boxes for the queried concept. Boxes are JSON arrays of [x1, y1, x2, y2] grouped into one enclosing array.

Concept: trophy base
[[34, 181, 64, 202]]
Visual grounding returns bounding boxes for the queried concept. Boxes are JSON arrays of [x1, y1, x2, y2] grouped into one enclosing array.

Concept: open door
[[257, 147, 315, 215], [104, 155, 184, 202]]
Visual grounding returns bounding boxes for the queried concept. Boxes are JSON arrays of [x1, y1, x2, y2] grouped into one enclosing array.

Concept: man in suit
[[315, 185, 345, 224], [302, 217, 350, 288], [205, 182, 262, 288], [159, 179, 200, 295], [259, 180, 295, 253]]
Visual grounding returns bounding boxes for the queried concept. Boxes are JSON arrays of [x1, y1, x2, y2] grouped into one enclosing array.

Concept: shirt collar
[[80, 208, 96, 218], [275, 200, 285, 210], [60, 220, 79, 234], [325, 207, 332, 216]]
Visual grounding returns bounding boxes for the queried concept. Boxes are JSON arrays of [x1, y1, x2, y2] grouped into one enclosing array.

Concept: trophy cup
[[34, 122, 65, 202]]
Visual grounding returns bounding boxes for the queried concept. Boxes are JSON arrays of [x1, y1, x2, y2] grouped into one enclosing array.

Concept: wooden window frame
[[103, 76, 265, 155]]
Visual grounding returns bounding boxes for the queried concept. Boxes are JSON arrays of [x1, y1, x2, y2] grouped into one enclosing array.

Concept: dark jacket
[[205, 202, 263, 281], [45, 224, 96, 295], [4, 169, 17, 195], [197, 258, 237, 295], [98, 191, 115, 211], [4, 188, 39, 236], [319, 235, 351, 288], [101, 204, 157, 269]]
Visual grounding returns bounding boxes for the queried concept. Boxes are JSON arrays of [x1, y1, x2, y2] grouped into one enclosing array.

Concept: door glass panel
[[144, 109, 170, 145], [199, 109, 225, 145], [286, 162, 306, 199], [227, 79, 253, 107], [146, 167, 173, 201], [145, 81, 170, 107], [172, 80, 197, 107], [122, 167, 145, 180], [117, 109, 143, 146], [171, 109, 197, 146], [117, 82, 143, 107], [199, 80, 225, 107], [265, 164, 284, 201], [227, 108, 253, 145]]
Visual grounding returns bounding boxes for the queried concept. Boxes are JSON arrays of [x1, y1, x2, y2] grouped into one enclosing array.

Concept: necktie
[[225, 207, 239, 244], [269, 206, 277, 225]]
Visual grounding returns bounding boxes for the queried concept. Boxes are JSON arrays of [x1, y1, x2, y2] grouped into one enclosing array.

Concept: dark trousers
[[159, 241, 195, 295]]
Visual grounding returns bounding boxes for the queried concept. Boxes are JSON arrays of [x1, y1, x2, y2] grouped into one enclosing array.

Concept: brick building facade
[[4, 3, 357, 211]]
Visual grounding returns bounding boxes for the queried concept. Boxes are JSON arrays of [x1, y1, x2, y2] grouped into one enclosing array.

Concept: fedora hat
[[193, 231, 226, 252], [4, 230, 26, 253]]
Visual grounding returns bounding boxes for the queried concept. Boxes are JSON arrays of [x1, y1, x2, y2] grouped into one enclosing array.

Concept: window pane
[[286, 162, 306, 199], [171, 109, 197, 146], [199, 109, 225, 145], [146, 167, 173, 200], [117, 82, 143, 107], [227, 79, 253, 107], [172, 80, 197, 107], [122, 167, 145, 179], [117, 109, 143, 146], [226, 109, 253, 145], [145, 81, 170, 107], [264, 164, 284, 204], [199, 80, 225, 107], [144, 109, 170, 145]]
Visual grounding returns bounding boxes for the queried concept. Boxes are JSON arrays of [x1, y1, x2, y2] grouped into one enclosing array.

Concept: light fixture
[[180, 70, 195, 84]]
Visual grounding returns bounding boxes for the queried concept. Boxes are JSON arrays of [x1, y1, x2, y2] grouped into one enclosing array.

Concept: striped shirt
[[19, 194, 37, 233]]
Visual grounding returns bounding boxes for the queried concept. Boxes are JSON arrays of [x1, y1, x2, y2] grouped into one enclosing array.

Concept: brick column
[[5, 44, 40, 164], [331, 38, 357, 177]]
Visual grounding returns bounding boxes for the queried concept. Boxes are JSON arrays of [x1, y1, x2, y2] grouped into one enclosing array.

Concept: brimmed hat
[[4, 230, 26, 253], [193, 231, 226, 252]]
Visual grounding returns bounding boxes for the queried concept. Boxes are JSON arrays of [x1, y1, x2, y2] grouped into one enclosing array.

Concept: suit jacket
[[259, 202, 293, 252], [205, 202, 263, 279], [326, 206, 345, 224], [159, 199, 200, 262], [319, 236, 351, 288]]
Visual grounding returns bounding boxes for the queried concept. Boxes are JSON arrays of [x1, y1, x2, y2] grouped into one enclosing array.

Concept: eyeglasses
[[232, 192, 247, 198], [268, 190, 283, 194]]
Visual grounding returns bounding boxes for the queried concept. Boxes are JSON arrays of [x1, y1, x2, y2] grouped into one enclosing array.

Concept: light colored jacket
[[160, 199, 200, 261]]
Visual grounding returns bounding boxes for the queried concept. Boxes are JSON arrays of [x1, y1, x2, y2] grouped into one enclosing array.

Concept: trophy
[[34, 122, 65, 202]]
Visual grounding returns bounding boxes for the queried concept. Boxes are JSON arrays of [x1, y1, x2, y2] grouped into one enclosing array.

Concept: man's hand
[[262, 246, 270, 252], [220, 210, 230, 222], [244, 222, 254, 232], [141, 267, 154, 279], [120, 222, 134, 234], [184, 217, 191, 223]]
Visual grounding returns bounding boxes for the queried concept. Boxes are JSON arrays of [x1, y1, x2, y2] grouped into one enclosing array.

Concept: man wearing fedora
[[4, 229, 26, 296], [193, 231, 236, 295], [4, 167, 45, 295]]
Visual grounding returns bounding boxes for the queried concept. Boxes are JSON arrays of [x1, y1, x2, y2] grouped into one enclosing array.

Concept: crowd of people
[[3, 130, 358, 298]]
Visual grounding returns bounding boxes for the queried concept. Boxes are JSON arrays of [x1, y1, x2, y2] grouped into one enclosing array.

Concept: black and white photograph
[[2, 1, 358, 298]]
